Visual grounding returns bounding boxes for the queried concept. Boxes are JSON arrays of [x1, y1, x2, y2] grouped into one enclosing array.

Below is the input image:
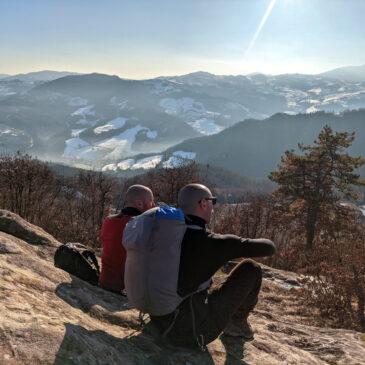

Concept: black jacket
[[151, 214, 276, 324]]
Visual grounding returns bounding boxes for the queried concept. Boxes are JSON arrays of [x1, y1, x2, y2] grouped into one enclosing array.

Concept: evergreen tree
[[269, 125, 365, 251]]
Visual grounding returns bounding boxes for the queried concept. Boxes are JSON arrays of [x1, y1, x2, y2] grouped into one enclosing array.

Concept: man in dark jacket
[[99, 184, 155, 293], [150, 183, 275, 348]]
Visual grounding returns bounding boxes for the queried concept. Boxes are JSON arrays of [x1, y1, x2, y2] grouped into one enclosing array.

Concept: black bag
[[54, 242, 100, 286]]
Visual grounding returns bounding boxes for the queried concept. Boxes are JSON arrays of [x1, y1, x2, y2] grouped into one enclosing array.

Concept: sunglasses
[[199, 197, 217, 205]]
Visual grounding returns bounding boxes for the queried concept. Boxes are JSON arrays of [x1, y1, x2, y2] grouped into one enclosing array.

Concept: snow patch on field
[[97, 125, 147, 159], [63, 137, 106, 160], [63, 138, 90, 157], [102, 155, 163, 172], [72, 105, 95, 117], [101, 163, 118, 172], [159, 97, 224, 134], [306, 106, 319, 113], [117, 159, 135, 170], [323, 90, 365, 104], [65, 124, 158, 161], [102, 159, 135, 172], [131, 155, 162, 170], [308, 88, 322, 95], [189, 118, 223, 135], [97, 125, 146, 150], [94, 117, 128, 134], [0, 126, 19, 136], [163, 151, 196, 168], [71, 129, 86, 137]]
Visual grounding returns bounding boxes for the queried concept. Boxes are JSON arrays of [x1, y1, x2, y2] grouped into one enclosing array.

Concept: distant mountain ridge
[[320, 64, 365, 82], [0, 71, 81, 103], [1, 68, 365, 166], [4, 70, 81, 82], [105, 109, 365, 179]]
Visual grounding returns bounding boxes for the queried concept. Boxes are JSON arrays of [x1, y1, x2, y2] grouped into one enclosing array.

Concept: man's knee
[[229, 259, 262, 281]]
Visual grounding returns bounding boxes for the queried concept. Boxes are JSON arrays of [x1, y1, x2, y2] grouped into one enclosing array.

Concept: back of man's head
[[178, 183, 212, 215], [125, 184, 154, 212]]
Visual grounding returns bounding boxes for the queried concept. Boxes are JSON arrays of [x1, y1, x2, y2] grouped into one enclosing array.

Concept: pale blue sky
[[1, 0, 365, 78]]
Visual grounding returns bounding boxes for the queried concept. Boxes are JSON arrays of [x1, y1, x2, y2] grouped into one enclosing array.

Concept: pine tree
[[269, 125, 365, 251]]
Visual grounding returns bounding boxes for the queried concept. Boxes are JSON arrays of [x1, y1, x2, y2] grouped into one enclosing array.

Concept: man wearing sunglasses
[[150, 183, 275, 348]]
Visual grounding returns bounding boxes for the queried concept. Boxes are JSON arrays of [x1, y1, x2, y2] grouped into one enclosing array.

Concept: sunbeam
[[243, 0, 277, 59]]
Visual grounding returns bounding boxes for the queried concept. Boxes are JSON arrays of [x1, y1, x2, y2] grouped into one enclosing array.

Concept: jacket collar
[[186, 214, 207, 229], [121, 206, 142, 217]]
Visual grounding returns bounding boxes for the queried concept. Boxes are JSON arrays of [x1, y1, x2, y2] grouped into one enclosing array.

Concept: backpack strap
[[161, 308, 180, 338], [186, 224, 204, 230], [189, 294, 206, 352], [69, 243, 100, 275], [84, 251, 100, 274]]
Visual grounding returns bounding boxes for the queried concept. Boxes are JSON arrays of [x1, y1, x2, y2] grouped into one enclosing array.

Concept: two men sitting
[[101, 183, 275, 347]]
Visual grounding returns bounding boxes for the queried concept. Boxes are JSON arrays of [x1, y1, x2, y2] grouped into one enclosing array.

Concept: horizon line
[[1, 63, 365, 81]]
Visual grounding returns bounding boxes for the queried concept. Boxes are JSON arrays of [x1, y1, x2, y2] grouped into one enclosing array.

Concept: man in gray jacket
[[150, 183, 276, 348]]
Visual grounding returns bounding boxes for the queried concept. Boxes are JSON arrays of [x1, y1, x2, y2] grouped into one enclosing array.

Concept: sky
[[1, 0, 365, 79]]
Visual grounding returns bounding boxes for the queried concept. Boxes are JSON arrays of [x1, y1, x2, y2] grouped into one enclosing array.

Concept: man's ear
[[199, 199, 207, 210]]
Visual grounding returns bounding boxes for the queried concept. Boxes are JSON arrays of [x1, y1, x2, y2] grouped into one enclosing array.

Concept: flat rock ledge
[[0, 210, 364, 364]]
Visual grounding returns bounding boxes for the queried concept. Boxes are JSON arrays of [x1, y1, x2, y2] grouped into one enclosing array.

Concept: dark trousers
[[155, 259, 262, 347]]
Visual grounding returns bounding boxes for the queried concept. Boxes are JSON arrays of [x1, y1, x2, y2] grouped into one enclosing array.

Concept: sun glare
[[243, 0, 277, 59]]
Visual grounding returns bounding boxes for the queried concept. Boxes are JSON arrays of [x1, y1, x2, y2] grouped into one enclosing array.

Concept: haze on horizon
[[1, 0, 365, 79]]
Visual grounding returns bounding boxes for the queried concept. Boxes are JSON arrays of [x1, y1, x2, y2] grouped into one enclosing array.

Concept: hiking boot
[[223, 318, 254, 341]]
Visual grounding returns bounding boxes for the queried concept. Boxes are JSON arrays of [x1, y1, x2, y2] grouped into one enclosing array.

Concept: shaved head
[[125, 184, 155, 212], [178, 184, 213, 216]]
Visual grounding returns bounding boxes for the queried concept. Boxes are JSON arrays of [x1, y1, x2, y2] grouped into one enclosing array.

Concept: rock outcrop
[[0, 210, 364, 364]]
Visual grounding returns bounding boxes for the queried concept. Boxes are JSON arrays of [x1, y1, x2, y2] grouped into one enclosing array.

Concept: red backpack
[[99, 214, 131, 292]]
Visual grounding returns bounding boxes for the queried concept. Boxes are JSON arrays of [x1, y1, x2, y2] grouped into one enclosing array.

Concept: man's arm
[[199, 232, 276, 277], [177, 230, 275, 296], [209, 233, 276, 258]]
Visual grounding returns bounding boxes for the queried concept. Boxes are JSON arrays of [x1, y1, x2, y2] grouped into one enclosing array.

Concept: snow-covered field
[[283, 84, 365, 114], [94, 117, 128, 134], [71, 129, 86, 138], [189, 118, 223, 135], [65, 124, 159, 161], [163, 151, 196, 168], [101, 150, 195, 172], [159, 97, 224, 135], [63, 137, 95, 159], [0, 126, 18, 136], [131, 155, 163, 170], [102, 155, 163, 172]]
